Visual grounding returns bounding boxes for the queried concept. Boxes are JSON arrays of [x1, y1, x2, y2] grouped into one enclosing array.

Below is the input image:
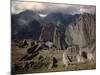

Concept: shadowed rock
[[19, 52, 39, 61], [38, 55, 43, 60], [27, 45, 39, 54], [49, 57, 58, 69], [63, 45, 79, 67], [22, 40, 28, 47]]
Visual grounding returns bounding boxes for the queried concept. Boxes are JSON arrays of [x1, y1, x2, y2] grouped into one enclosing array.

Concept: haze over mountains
[[11, 8, 96, 50], [11, 10, 76, 39], [11, 1, 96, 51]]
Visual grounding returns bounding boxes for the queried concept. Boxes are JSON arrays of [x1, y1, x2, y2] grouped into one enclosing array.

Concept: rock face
[[39, 13, 96, 50], [39, 23, 67, 50], [39, 23, 56, 42], [63, 13, 96, 66], [65, 13, 96, 48], [63, 46, 79, 67], [12, 9, 96, 51]]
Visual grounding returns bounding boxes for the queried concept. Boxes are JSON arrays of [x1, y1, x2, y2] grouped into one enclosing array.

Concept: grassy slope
[[12, 45, 96, 74]]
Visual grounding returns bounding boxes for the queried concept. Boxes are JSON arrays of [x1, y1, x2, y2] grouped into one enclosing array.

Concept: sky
[[11, 1, 96, 15], [11, 0, 96, 5]]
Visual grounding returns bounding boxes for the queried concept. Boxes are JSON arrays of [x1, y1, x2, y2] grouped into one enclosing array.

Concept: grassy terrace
[[12, 45, 96, 74]]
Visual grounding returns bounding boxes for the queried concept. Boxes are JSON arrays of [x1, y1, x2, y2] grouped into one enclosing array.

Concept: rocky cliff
[[63, 13, 96, 65], [65, 13, 96, 50], [12, 10, 96, 51], [39, 23, 67, 50]]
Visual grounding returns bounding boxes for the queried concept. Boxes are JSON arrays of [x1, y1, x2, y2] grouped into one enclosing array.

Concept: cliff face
[[63, 13, 96, 65], [39, 23, 56, 42], [65, 13, 96, 49], [28, 13, 96, 50], [39, 23, 67, 50], [12, 10, 96, 51]]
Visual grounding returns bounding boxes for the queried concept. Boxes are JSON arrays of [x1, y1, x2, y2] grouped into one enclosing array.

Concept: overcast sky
[[12, 1, 96, 15]]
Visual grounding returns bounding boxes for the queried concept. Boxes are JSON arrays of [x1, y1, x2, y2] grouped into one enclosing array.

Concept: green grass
[[16, 63, 95, 74], [12, 45, 96, 74]]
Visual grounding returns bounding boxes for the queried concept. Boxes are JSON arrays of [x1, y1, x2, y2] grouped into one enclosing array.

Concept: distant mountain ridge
[[11, 10, 76, 39], [12, 10, 96, 50]]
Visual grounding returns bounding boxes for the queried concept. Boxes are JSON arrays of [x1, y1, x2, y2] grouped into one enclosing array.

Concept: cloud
[[12, 1, 96, 15], [12, 2, 45, 13], [80, 6, 96, 14]]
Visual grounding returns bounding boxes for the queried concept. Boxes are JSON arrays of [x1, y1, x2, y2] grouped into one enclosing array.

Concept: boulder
[[48, 57, 58, 69], [62, 46, 79, 67]]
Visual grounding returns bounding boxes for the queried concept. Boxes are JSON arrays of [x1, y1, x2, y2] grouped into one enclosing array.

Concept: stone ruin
[[62, 45, 95, 67]]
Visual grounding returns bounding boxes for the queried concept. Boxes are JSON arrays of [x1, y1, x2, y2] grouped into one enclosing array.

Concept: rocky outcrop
[[65, 13, 96, 48], [39, 23, 67, 50], [39, 13, 96, 51], [63, 46, 96, 67], [63, 46, 79, 67], [63, 13, 96, 67]]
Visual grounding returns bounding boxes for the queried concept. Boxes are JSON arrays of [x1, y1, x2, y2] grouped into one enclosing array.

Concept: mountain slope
[[12, 10, 42, 39], [65, 13, 96, 50]]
